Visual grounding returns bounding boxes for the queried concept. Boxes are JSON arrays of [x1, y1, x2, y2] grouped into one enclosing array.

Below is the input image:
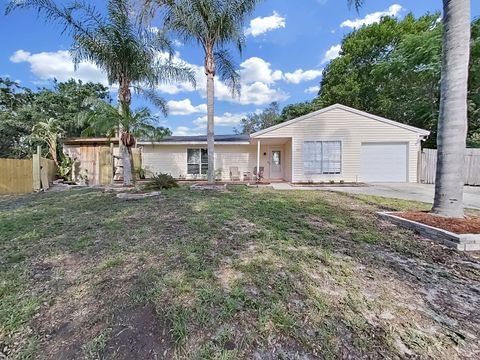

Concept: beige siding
[[142, 144, 258, 180], [257, 108, 421, 183]]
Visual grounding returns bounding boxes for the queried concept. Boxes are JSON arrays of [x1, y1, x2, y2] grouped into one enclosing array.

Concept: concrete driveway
[[271, 182, 480, 210]]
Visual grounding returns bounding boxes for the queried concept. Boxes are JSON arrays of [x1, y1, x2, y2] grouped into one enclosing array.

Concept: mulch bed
[[397, 211, 480, 234]]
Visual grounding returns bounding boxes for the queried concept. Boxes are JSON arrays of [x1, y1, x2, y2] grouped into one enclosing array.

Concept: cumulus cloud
[[304, 86, 320, 94], [245, 11, 286, 37], [10, 49, 108, 85], [157, 53, 289, 106], [193, 112, 247, 128], [284, 69, 323, 84], [340, 4, 403, 29], [172, 126, 205, 136], [321, 44, 341, 64], [239, 57, 283, 85], [167, 99, 207, 115]]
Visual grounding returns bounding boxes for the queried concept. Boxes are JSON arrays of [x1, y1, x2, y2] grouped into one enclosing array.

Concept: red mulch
[[397, 211, 480, 234]]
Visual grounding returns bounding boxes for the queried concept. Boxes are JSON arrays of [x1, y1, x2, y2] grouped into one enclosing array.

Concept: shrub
[[143, 173, 179, 190]]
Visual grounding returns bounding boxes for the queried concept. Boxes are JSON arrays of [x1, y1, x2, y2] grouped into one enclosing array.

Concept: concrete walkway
[[271, 182, 480, 210]]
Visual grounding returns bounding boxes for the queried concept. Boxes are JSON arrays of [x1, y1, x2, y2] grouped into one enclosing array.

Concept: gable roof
[[137, 134, 250, 145], [251, 103, 430, 137]]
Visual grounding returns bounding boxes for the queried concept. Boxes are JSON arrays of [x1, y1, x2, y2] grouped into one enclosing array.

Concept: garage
[[360, 142, 408, 182]]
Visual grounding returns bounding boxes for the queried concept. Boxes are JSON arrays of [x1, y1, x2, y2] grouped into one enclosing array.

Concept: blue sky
[[1, 0, 479, 136]]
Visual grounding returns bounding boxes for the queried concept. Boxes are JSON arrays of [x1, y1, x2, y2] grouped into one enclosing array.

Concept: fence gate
[[419, 148, 480, 186]]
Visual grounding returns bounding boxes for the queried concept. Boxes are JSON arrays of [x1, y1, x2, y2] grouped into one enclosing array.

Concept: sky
[[1, 0, 479, 136]]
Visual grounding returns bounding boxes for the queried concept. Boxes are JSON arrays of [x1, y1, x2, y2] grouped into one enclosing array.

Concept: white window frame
[[303, 140, 342, 175], [187, 148, 208, 175]]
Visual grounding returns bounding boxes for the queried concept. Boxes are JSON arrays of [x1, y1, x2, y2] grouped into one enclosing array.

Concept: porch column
[[256, 140, 261, 181]]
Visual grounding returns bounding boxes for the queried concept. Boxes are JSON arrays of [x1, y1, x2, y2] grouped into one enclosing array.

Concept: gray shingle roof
[[139, 134, 250, 143]]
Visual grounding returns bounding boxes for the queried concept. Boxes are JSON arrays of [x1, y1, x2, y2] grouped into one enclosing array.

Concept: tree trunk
[[432, 0, 470, 218], [118, 84, 134, 186], [205, 51, 216, 184]]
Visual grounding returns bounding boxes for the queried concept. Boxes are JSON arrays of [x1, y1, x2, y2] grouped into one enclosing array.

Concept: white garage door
[[360, 143, 408, 182]]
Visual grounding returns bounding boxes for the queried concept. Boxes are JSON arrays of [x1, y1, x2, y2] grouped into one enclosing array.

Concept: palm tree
[[7, 0, 195, 186], [431, 0, 470, 218], [79, 98, 172, 182], [144, 0, 260, 183], [31, 118, 64, 165], [348, 0, 471, 218]]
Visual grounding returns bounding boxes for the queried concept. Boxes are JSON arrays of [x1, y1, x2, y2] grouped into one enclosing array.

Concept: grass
[[0, 186, 479, 359]]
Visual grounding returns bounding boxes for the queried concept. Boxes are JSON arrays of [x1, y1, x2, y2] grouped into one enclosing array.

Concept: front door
[[270, 147, 283, 179]]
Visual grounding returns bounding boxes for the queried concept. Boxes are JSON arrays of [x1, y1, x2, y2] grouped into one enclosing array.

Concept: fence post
[[32, 145, 41, 191]]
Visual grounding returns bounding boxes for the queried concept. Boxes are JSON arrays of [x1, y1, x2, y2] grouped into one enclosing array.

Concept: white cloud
[[193, 112, 247, 128], [172, 126, 205, 136], [10, 49, 108, 85], [156, 53, 289, 106], [321, 44, 341, 64], [304, 86, 320, 94], [245, 11, 286, 37], [239, 57, 283, 85], [173, 39, 184, 47], [341, 4, 403, 29], [284, 69, 323, 84], [167, 99, 207, 115]]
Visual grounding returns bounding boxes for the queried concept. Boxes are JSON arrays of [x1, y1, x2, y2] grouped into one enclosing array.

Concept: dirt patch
[[103, 304, 174, 359], [397, 211, 480, 234]]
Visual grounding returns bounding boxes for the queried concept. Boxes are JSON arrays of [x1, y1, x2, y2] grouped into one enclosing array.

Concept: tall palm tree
[[144, 0, 260, 183], [7, 0, 195, 186], [432, 0, 470, 218], [348, 0, 471, 218]]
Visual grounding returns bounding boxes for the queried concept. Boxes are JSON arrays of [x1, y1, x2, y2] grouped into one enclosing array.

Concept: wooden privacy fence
[[419, 148, 480, 186], [0, 148, 57, 194]]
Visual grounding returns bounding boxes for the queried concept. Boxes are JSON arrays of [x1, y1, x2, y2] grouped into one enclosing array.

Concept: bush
[[143, 173, 179, 190]]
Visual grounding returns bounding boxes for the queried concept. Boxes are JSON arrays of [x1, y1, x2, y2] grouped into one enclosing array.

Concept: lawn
[[1, 186, 479, 359]]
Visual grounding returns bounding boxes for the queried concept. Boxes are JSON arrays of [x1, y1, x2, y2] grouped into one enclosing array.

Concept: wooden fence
[[419, 148, 480, 186], [0, 158, 34, 194], [0, 148, 57, 194]]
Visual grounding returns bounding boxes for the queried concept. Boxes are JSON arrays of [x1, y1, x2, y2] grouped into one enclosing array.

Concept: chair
[[229, 166, 240, 181], [253, 166, 264, 181]]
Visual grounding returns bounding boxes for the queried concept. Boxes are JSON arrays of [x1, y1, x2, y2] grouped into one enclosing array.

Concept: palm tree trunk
[[206, 52, 215, 184], [432, 0, 470, 218], [118, 85, 134, 187]]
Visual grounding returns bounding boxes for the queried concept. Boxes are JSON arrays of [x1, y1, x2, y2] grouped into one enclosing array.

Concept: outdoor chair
[[230, 166, 241, 181], [253, 166, 264, 181]]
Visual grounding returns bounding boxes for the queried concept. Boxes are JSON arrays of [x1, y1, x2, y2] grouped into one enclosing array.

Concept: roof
[[251, 103, 431, 137], [63, 137, 118, 145], [138, 134, 250, 144]]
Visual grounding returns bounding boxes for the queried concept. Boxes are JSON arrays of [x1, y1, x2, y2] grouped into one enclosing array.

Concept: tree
[[7, 0, 195, 186], [236, 102, 281, 134], [30, 118, 64, 165], [0, 78, 35, 158], [150, 0, 261, 183], [346, 0, 472, 218], [432, 0, 471, 218], [79, 98, 171, 181]]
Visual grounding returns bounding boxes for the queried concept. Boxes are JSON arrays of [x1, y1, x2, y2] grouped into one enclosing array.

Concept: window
[[187, 149, 208, 175], [303, 141, 341, 174]]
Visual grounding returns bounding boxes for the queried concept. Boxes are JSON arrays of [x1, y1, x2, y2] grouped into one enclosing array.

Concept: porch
[[250, 137, 293, 182]]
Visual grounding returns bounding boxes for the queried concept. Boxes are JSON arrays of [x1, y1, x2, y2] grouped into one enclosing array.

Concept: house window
[[187, 148, 208, 175], [303, 141, 341, 174]]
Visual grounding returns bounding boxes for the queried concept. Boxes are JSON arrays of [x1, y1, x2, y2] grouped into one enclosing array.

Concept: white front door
[[269, 147, 283, 179]]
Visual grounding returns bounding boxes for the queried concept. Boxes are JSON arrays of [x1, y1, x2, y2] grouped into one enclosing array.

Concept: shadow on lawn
[[1, 187, 479, 359]]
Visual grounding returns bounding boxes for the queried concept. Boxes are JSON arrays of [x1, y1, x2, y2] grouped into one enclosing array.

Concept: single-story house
[[138, 104, 430, 183]]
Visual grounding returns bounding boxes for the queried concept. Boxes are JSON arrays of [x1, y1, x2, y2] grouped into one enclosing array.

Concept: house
[[138, 104, 430, 183]]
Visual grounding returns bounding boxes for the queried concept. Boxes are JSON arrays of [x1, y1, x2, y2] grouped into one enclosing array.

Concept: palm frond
[[214, 50, 240, 97], [137, 88, 168, 116], [347, 0, 365, 12]]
